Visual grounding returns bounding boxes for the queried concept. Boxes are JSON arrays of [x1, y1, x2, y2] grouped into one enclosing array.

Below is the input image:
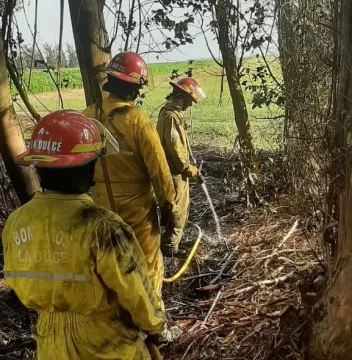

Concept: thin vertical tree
[[68, 0, 110, 106]]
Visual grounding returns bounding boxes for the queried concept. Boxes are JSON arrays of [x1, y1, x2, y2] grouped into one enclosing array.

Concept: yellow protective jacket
[[157, 100, 193, 175], [83, 97, 175, 207], [3, 192, 165, 360]]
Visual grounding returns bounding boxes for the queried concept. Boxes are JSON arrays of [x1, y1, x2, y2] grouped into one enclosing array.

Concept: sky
[[15, 0, 277, 64], [15, 0, 221, 64]]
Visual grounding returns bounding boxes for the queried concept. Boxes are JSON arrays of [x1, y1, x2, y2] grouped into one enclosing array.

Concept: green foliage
[[10, 68, 83, 95], [242, 66, 284, 109], [16, 57, 283, 150], [152, 1, 197, 48], [11, 60, 220, 95], [149, 59, 215, 77]]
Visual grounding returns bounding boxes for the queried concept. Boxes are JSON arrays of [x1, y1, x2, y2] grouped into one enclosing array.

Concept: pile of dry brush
[[0, 148, 324, 359], [162, 147, 323, 359]]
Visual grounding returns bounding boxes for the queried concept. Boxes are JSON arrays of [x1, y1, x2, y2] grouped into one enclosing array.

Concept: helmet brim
[[169, 82, 198, 103], [103, 68, 148, 86], [16, 151, 98, 169]]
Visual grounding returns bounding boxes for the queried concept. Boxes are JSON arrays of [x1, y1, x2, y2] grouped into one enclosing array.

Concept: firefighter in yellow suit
[[83, 52, 176, 305], [2, 110, 165, 360], [157, 78, 205, 255]]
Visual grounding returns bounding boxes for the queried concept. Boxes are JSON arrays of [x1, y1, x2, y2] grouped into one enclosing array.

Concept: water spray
[[198, 160, 227, 247], [163, 160, 228, 283]]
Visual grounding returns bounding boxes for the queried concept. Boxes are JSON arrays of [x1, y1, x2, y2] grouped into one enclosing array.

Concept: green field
[[14, 58, 283, 149]]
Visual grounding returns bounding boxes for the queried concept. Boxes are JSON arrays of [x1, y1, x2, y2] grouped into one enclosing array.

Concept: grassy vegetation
[[14, 58, 283, 149], [13, 68, 83, 94]]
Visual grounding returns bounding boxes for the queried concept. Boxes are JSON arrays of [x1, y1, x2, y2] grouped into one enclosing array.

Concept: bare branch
[[28, 0, 38, 89], [57, 0, 65, 109], [105, 0, 122, 52], [200, 12, 223, 68], [6, 59, 41, 122], [232, 4, 283, 90], [136, 0, 142, 53], [124, 0, 136, 51]]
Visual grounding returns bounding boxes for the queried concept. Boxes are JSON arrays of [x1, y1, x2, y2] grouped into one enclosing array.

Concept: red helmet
[[103, 51, 149, 86], [16, 110, 102, 168], [170, 78, 206, 103]]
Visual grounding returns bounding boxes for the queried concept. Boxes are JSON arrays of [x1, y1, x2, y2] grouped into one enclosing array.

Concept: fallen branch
[[226, 271, 296, 297], [256, 271, 295, 286], [181, 339, 197, 360], [202, 289, 222, 326], [209, 248, 237, 285], [278, 220, 299, 248], [196, 284, 221, 292], [181, 272, 218, 281]]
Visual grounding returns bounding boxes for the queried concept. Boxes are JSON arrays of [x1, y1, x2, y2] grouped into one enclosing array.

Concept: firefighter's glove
[[160, 200, 177, 227], [147, 326, 183, 344], [182, 164, 199, 178]]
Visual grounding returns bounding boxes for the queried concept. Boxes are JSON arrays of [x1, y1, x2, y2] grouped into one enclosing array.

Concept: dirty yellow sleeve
[[94, 220, 166, 334], [136, 119, 176, 206], [158, 111, 190, 174]]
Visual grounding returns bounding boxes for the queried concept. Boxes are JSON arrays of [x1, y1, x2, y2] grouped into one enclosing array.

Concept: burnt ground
[[0, 160, 36, 359], [0, 147, 323, 359], [0, 284, 36, 359]]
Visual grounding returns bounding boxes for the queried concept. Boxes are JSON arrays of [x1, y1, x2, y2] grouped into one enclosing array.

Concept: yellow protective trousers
[[157, 100, 193, 246], [92, 182, 164, 306], [34, 312, 150, 360], [162, 175, 190, 246]]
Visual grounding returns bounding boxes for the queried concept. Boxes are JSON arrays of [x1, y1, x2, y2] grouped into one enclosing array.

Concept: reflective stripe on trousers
[[4, 270, 89, 282]]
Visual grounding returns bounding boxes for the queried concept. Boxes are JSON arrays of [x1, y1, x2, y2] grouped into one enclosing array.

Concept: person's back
[[3, 110, 165, 360], [157, 99, 192, 176], [4, 193, 164, 359], [84, 97, 171, 209]]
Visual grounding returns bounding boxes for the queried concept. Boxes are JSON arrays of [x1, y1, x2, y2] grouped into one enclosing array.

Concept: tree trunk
[[276, 0, 334, 216], [214, 1, 254, 150], [225, 61, 254, 151], [307, 0, 352, 358], [68, 0, 110, 106], [0, 36, 39, 204], [276, 0, 295, 151]]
